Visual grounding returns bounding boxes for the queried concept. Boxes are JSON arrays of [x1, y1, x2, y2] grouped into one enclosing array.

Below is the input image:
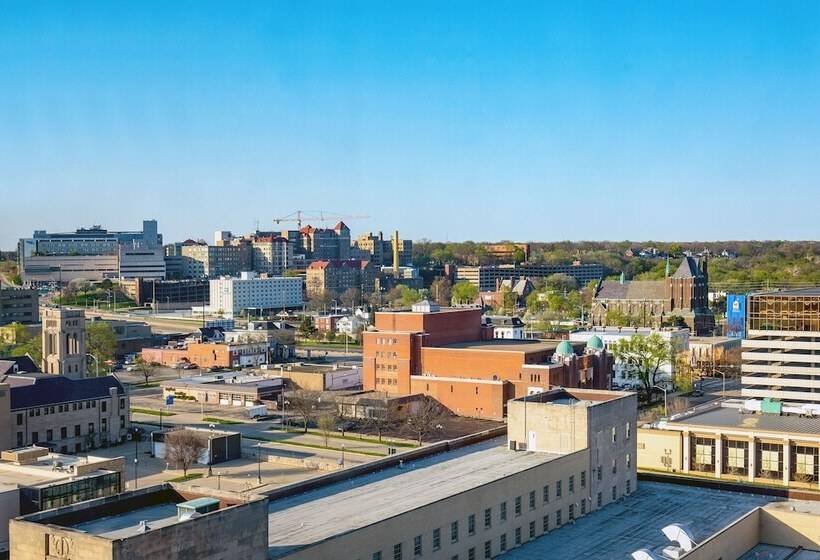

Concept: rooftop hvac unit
[[661, 523, 696, 552], [631, 550, 661, 560]]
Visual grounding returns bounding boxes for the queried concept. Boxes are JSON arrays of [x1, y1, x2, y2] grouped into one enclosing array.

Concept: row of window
[[16, 416, 126, 447], [18, 398, 125, 424], [375, 337, 399, 346], [365, 482, 634, 560]]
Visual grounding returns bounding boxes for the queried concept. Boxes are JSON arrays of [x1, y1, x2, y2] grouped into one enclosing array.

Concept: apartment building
[[296, 222, 350, 261], [741, 288, 820, 403], [0, 374, 130, 453], [0, 287, 38, 325], [251, 235, 293, 276], [353, 231, 413, 267], [305, 259, 375, 296], [208, 272, 302, 318], [180, 241, 252, 278]]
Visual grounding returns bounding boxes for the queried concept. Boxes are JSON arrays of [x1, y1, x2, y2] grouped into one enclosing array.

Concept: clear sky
[[2, 1, 819, 249]]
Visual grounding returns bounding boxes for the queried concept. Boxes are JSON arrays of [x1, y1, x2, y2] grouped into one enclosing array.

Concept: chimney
[[392, 231, 400, 276]]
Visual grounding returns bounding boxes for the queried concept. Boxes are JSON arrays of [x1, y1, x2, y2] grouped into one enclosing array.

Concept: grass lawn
[[166, 472, 203, 483], [202, 417, 243, 425], [244, 435, 386, 457], [131, 407, 176, 417], [270, 427, 416, 448]]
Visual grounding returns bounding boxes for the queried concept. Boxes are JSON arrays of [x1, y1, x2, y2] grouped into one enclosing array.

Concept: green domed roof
[[555, 340, 575, 357], [586, 335, 604, 350]]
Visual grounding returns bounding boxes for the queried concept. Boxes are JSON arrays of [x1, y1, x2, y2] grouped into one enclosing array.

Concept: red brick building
[[362, 300, 612, 420]]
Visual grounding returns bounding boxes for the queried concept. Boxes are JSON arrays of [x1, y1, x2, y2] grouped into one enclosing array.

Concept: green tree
[[544, 273, 578, 294], [133, 356, 158, 385], [430, 277, 452, 307], [451, 282, 478, 305], [87, 321, 117, 374], [605, 309, 641, 327], [609, 333, 674, 404], [298, 315, 318, 339]]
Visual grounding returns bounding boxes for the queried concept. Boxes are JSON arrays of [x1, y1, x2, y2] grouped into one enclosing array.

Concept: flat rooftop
[[267, 438, 560, 558], [739, 544, 820, 559], [752, 287, 820, 297], [666, 405, 820, 436], [69, 502, 180, 539], [502, 481, 778, 560], [0, 451, 118, 487], [438, 339, 565, 353]]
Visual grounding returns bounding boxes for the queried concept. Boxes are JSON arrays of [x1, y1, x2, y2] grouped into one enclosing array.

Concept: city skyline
[[3, 2, 820, 248]]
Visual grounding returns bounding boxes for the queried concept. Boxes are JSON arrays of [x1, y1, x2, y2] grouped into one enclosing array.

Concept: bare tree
[[164, 430, 207, 477], [134, 356, 158, 385], [367, 401, 401, 442], [317, 412, 338, 447], [404, 399, 446, 446], [288, 390, 321, 433]]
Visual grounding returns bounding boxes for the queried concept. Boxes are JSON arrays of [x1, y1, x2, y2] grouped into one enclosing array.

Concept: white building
[[208, 272, 302, 319], [336, 315, 366, 337], [569, 327, 689, 389], [486, 316, 526, 339]]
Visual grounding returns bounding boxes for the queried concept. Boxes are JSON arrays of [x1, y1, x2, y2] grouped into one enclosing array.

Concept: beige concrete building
[[677, 500, 820, 560], [638, 400, 820, 490], [267, 388, 637, 560], [9, 484, 269, 560], [41, 306, 86, 378], [0, 446, 123, 555], [2, 374, 130, 453]]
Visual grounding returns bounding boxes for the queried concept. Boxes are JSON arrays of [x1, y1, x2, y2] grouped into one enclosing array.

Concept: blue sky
[[1, 1, 819, 248]]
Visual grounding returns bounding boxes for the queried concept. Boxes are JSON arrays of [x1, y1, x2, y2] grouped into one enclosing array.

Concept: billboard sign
[[725, 294, 746, 338]]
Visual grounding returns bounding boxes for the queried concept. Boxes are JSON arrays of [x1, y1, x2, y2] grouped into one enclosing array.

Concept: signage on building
[[47, 534, 74, 559], [725, 294, 746, 339]]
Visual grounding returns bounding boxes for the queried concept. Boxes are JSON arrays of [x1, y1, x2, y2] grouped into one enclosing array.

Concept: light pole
[[653, 384, 668, 417], [256, 441, 262, 484], [339, 444, 345, 468], [715, 369, 727, 398], [281, 397, 290, 432], [133, 457, 139, 489], [217, 471, 222, 490], [208, 423, 215, 477]]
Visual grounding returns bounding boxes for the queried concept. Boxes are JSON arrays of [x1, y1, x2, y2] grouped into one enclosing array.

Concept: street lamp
[[338, 444, 345, 469], [715, 369, 727, 398], [208, 423, 215, 477], [256, 441, 263, 484], [653, 384, 668, 418], [133, 457, 139, 489], [281, 397, 290, 432]]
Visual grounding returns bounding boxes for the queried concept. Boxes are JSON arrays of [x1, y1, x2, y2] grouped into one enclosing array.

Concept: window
[[414, 535, 422, 557], [47, 429, 53, 441], [88, 423, 95, 434], [569, 504, 575, 521], [16, 432, 23, 447], [433, 528, 441, 551], [612, 458, 617, 474], [556, 510, 562, 527], [626, 453, 631, 469], [542, 515, 549, 533], [612, 426, 617, 443], [393, 543, 402, 560], [514, 527, 521, 545], [543, 484, 550, 503], [514, 496, 522, 516], [580, 470, 586, 488], [612, 486, 617, 501], [484, 541, 492, 559], [468, 514, 476, 536], [528, 490, 536, 510], [626, 422, 631, 440], [581, 499, 587, 515], [60, 427, 67, 439], [468, 548, 476, 560], [74, 425, 81, 436], [597, 492, 602, 508], [569, 476, 574, 493], [32, 431, 39, 444], [451, 521, 459, 544], [500, 534, 507, 552], [484, 507, 492, 529], [373, 552, 382, 560], [101, 401, 107, 412], [500, 501, 507, 521], [794, 445, 819, 481], [528, 521, 535, 539], [626, 480, 632, 494], [759, 442, 783, 476], [597, 467, 602, 481], [556, 480, 562, 498], [16, 413, 22, 426], [693, 436, 716, 472]]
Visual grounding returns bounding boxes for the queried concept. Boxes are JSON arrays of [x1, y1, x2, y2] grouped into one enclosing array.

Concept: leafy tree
[[430, 277, 452, 307], [605, 309, 641, 327], [164, 430, 207, 477], [87, 321, 117, 374], [297, 316, 318, 339], [451, 282, 478, 305], [544, 273, 578, 294], [609, 333, 674, 403], [511, 246, 526, 264], [398, 286, 423, 307]]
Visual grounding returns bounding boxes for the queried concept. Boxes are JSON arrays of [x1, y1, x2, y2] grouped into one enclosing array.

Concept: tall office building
[[41, 307, 86, 379], [741, 288, 820, 404]]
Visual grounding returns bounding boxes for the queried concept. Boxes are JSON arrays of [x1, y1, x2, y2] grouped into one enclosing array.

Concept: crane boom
[[273, 210, 370, 230]]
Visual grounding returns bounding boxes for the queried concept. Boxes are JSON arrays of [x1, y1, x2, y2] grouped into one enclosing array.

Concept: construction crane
[[272, 210, 370, 230]]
